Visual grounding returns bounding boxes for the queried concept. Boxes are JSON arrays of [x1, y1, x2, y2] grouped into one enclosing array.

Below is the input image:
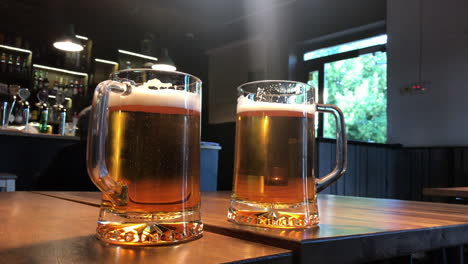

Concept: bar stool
[[0, 173, 17, 192]]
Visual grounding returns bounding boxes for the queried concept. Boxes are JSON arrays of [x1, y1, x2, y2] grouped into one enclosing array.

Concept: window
[[303, 35, 387, 61], [304, 34, 387, 143]]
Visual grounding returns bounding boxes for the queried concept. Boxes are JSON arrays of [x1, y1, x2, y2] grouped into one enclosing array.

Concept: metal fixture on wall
[[152, 48, 176, 71]]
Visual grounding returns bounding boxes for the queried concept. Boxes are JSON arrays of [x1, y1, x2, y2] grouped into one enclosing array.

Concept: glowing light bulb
[[53, 41, 83, 52]]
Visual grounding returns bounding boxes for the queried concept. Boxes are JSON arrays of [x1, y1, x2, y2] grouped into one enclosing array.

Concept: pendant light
[[152, 48, 176, 71], [53, 24, 83, 52]]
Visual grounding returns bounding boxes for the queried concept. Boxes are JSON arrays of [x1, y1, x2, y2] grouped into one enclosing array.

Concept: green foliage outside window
[[323, 51, 387, 143]]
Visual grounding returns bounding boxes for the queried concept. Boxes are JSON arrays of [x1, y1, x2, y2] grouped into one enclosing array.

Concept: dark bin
[[200, 141, 221, 191]]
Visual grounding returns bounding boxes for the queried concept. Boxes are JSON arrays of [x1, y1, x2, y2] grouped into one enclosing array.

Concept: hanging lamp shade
[[152, 48, 176, 71], [53, 24, 83, 52]]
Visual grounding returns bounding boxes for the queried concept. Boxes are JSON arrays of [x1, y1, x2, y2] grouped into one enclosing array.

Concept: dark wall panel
[[201, 121, 468, 202], [0, 134, 81, 190], [318, 142, 332, 194], [344, 144, 357, 196], [453, 148, 468, 187], [386, 148, 398, 199]]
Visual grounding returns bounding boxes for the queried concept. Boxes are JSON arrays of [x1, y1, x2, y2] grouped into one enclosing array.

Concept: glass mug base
[[227, 199, 319, 228], [96, 207, 203, 246]]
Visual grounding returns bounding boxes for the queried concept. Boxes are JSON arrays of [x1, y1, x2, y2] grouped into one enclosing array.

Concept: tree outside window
[[304, 35, 387, 143]]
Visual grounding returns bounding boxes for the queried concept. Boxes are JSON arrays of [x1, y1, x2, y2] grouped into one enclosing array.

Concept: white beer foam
[[108, 79, 201, 112], [237, 96, 315, 114]]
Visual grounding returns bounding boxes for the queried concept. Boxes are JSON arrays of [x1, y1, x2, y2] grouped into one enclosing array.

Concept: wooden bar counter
[[0, 192, 292, 264], [423, 187, 468, 199], [30, 191, 468, 263]]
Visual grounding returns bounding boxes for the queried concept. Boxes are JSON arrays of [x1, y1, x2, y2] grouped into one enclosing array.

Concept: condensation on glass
[[228, 80, 347, 228], [87, 69, 203, 245]]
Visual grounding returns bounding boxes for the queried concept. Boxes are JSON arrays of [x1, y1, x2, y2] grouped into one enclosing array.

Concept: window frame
[[303, 43, 387, 140]]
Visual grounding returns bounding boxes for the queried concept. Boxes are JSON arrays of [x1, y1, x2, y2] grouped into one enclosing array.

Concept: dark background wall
[[206, 0, 386, 124], [202, 0, 386, 190], [387, 0, 468, 146], [3, 0, 468, 198], [318, 141, 468, 202], [204, 0, 468, 192]]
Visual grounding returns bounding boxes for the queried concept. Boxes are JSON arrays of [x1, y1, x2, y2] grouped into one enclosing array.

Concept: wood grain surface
[[33, 191, 468, 264], [201, 192, 468, 263], [32, 191, 102, 207], [0, 192, 292, 264], [423, 187, 468, 198]]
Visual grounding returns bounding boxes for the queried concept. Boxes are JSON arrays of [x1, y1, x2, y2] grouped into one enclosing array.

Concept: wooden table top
[[423, 187, 468, 198], [0, 192, 292, 264], [32, 191, 468, 264]]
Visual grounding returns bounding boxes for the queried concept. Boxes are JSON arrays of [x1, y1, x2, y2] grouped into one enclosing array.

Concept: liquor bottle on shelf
[[15, 56, 21, 73], [30, 103, 38, 122], [43, 72, 49, 90], [29, 70, 39, 122], [72, 85, 80, 114], [69, 79, 74, 94], [51, 78, 59, 95], [47, 96, 55, 125], [21, 58, 28, 73], [7, 54, 13, 73], [14, 36, 22, 49], [78, 79, 84, 91], [37, 71, 43, 90], [78, 79, 85, 110], [64, 79, 72, 97], [37, 88, 49, 133], [52, 91, 67, 135], [74, 79, 79, 95], [57, 77, 62, 91], [29, 103, 38, 123], [32, 70, 39, 91], [0, 53, 7, 72]]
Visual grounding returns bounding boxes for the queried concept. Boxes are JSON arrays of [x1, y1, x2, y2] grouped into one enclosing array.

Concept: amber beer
[[229, 99, 318, 227], [233, 110, 315, 203], [229, 80, 347, 228], [106, 104, 201, 213], [94, 86, 203, 245]]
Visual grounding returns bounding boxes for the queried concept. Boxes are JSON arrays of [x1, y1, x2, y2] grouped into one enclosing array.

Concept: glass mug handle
[[316, 104, 348, 193], [87, 80, 131, 206]]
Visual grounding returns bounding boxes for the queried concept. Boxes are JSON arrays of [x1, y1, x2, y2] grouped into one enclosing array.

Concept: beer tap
[[16, 88, 30, 128]]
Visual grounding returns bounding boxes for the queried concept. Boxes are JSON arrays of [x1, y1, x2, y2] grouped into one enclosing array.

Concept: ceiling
[[0, 0, 386, 64]]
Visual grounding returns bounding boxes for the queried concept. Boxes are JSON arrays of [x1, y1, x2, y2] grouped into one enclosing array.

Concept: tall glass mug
[[87, 69, 203, 245], [228, 80, 347, 228]]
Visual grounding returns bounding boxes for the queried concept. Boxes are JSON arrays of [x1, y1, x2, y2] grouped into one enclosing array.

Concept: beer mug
[[228, 80, 347, 228], [87, 69, 203, 245]]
